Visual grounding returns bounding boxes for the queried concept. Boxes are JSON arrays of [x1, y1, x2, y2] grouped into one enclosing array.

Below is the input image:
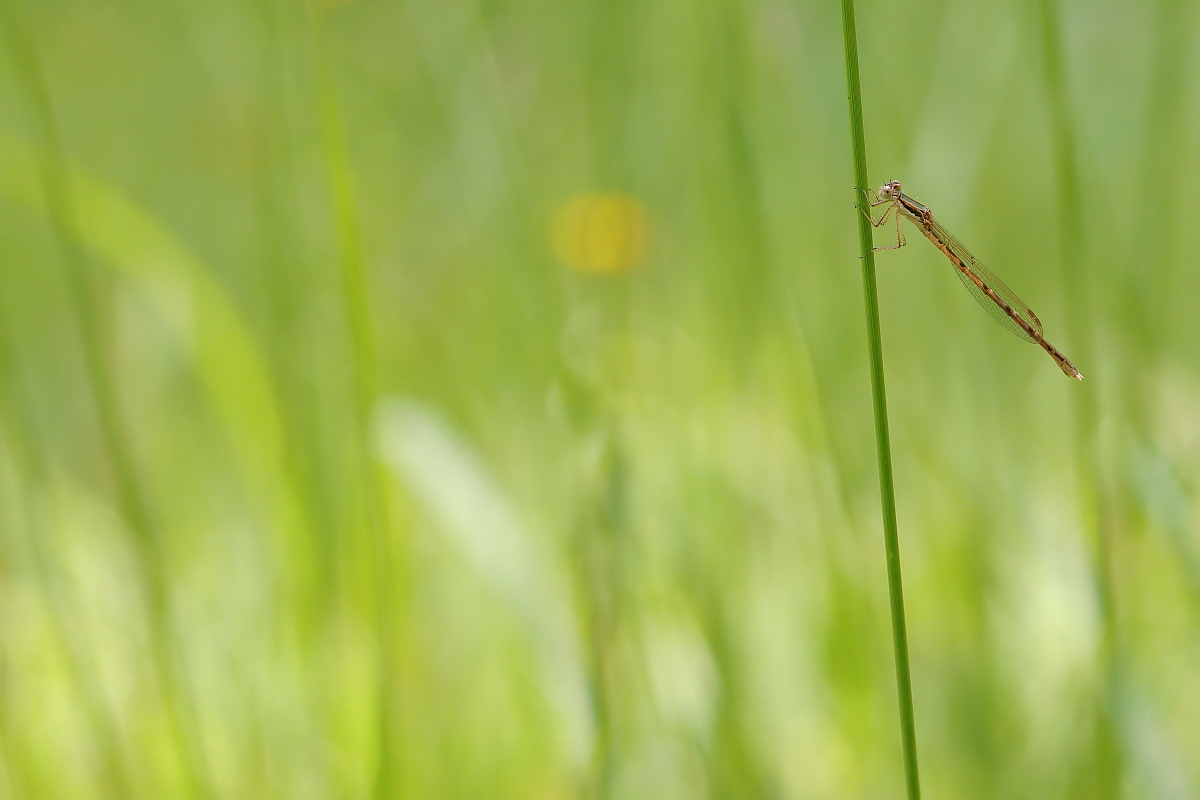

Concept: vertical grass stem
[[837, 2, 921, 798]]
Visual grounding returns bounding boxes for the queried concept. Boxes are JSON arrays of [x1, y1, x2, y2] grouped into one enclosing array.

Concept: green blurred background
[[0, 0, 1197, 797]]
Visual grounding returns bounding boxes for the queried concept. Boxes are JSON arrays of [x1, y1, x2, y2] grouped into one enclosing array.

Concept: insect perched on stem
[[860, 180, 1083, 380]]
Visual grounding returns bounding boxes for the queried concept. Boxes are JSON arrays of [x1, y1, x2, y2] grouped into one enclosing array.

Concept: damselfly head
[[878, 180, 901, 198]]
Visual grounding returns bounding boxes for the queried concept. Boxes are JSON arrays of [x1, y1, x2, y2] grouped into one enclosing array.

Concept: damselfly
[[861, 181, 1082, 380]]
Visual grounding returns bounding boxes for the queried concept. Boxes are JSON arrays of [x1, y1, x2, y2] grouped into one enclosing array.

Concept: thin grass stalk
[[304, 5, 405, 797], [0, 3, 214, 796], [837, 2, 921, 798]]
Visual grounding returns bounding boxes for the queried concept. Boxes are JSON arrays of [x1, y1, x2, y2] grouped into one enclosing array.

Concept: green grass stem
[[837, 2, 921, 799]]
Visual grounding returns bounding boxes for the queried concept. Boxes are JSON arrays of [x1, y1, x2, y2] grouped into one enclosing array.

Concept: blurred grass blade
[[376, 398, 594, 766], [1037, 2, 1123, 795], [304, 4, 403, 794], [0, 133, 302, 549], [0, 4, 215, 795]]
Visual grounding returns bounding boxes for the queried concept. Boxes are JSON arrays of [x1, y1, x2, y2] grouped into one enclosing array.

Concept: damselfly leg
[[857, 189, 906, 251]]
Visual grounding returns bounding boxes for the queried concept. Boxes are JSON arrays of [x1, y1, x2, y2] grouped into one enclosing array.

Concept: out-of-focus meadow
[[0, 0, 1197, 797]]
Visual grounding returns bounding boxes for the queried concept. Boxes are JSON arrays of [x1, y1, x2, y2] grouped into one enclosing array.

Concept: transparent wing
[[926, 217, 1043, 343]]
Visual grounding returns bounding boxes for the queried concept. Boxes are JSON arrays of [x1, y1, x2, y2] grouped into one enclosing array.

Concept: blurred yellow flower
[[552, 192, 648, 275]]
